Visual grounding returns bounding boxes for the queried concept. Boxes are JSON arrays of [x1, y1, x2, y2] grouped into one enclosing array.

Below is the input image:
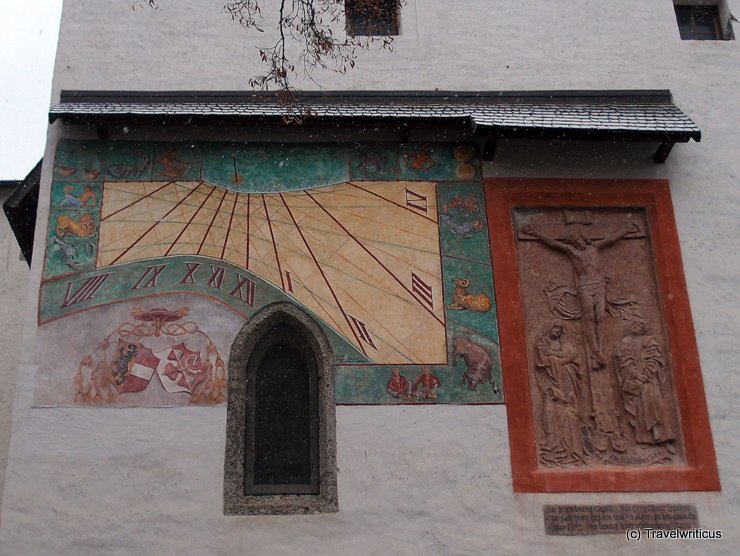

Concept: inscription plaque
[[544, 504, 699, 536]]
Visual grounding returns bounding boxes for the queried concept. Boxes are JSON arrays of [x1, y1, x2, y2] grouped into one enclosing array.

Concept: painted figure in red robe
[[386, 367, 412, 400], [413, 367, 441, 400]]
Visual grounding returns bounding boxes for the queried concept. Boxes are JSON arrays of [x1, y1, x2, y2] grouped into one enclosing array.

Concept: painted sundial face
[[41, 140, 503, 405], [96, 178, 446, 364]]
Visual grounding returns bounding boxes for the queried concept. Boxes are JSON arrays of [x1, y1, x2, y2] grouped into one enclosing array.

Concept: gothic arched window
[[224, 303, 337, 514], [247, 323, 319, 494]]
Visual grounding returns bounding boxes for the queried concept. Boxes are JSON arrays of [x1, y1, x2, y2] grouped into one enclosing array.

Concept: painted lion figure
[[55, 213, 96, 238]]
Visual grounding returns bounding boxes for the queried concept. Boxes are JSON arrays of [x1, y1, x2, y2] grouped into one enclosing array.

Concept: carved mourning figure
[[522, 222, 640, 370], [534, 324, 587, 465], [616, 321, 676, 451]]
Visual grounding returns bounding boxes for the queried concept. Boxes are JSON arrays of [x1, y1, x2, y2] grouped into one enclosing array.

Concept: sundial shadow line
[[305, 190, 445, 327], [268, 219, 325, 265], [101, 199, 191, 224], [356, 237, 440, 263], [276, 205, 352, 237], [347, 182, 438, 225], [313, 186, 437, 235], [340, 237, 444, 316], [100, 181, 176, 222], [327, 275, 426, 364], [108, 182, 204, 266], [219, 192, 240, 261], [302, 188, 377, 202], [135, 221, 195, 250], [297, 226, 445, 340], [196, 189, 230, 255], [294, 224, 388, 280], [247, 258, 283, 288], [277, 222, 357, 245], [316, 204, 436, 242], [171, 198, 219, 212], [278, 192, 367, 357], [289, 275, 348, 338], [160, 229, 206, 252], [242, 246, 281, 280], [322, 259, 426, 309], [103, 216, 196, 226], [295, 226, 414, 304]]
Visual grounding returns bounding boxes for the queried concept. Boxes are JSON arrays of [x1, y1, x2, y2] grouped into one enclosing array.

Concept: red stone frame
[[486, 178, 720, 492]]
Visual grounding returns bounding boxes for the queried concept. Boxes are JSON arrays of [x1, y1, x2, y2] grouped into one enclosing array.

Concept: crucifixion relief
[[516, 208, 683, 468], [522, 221, 641, 371]]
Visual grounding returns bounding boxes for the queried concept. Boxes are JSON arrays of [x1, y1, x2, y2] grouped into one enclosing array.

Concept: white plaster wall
[[48, 0, 738, 94], [0, 190, 30, 522], [1, 0, 739, 554]]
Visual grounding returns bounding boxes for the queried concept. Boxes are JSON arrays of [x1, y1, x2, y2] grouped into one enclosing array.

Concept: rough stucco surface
[[0, 190, 30, 521], [1, 0, 739, 554]]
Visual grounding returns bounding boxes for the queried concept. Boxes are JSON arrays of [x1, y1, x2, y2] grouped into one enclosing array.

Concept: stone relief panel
[[515, 208, 683, 467]]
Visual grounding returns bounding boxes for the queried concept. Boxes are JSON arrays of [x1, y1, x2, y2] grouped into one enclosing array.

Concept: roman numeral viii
[[61, 273, 111, 308]]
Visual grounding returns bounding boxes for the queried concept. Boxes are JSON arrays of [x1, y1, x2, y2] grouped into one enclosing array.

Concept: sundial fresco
[[96, 179, 445, 364], [37, 141, 502, 406]]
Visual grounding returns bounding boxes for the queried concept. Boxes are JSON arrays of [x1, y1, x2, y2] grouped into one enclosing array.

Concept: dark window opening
[[674, 5, 725, 40], [245, 323, 319, 495], [345, 0, 399, 36], [224, 302, 337, 514]]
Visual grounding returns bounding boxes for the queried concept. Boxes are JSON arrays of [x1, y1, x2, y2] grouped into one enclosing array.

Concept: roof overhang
[[49, 90, 701, 163], [2, 159, 42, 266]]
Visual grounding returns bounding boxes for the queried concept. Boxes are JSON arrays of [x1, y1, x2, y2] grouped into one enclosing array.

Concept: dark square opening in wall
[[345, 0, 399, 36], [674, 4, 727, 40]]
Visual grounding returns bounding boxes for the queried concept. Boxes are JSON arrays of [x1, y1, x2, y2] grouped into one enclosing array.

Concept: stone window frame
[[224, 302, 338, 514], [673, 0, 736, 40], [486, 178, 720, 493]]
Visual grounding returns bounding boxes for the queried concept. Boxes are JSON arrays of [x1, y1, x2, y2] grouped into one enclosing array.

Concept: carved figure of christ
[[522, 222, 639, 370]]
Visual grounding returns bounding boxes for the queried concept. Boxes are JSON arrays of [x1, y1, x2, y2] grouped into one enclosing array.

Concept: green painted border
[[41, 140, 502, 404]]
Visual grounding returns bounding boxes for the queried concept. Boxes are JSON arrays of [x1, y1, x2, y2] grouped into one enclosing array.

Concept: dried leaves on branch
[[138, 1, 397, 95]]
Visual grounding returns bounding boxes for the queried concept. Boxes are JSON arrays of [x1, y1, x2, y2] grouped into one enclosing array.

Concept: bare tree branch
[[137, 0, 398, 115]]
